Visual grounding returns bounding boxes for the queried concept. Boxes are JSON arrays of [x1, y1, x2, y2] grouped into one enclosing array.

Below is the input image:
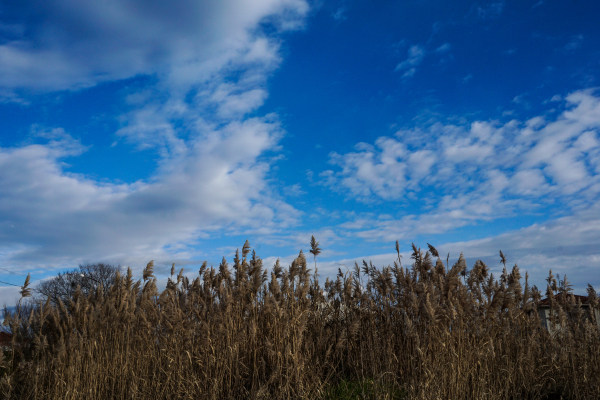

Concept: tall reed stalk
[[1, 241, 599, 399]]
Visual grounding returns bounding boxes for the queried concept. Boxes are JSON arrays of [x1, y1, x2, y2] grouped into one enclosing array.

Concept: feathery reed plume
[[143, 260, 154, 281], [426, 243, 439, 258], [499, 250, 507, 267], [19, 274, 32, 299], [0, 242, 597, 400], [395, 240, 402, 267], [310, 235, 322, 273]]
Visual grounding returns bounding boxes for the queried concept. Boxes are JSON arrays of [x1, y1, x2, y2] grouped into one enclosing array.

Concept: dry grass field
[[1, 239, 599, 399]]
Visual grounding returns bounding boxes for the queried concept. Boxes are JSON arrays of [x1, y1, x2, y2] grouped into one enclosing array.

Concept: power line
[[0, 267, 39, 281], [0, 280, 22, 287], [0, 267, 28, 276]]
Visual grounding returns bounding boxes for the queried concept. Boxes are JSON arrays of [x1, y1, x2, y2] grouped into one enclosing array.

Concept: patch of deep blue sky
[[264, 0, 600, 251], [0, 0, 599, 271]]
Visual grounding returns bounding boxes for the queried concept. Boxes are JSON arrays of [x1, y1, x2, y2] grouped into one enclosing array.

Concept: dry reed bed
[[1, 240, 599, 399]]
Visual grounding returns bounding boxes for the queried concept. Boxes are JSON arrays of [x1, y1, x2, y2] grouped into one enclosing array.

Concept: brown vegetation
[[1, 239, 599, 399]]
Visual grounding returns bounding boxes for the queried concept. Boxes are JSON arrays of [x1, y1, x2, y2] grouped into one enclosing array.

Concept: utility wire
[[0, 267, 29, 276], [0, 280, 22, 287], [0, 267, 40, 281]]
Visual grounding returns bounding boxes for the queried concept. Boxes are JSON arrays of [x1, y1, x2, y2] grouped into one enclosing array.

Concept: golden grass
[[1, 240, 599, 399]]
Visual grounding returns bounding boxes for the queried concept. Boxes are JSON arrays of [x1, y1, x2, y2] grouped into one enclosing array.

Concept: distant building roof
[[0, 332, 12, 344], [539, 292, 594, 307]]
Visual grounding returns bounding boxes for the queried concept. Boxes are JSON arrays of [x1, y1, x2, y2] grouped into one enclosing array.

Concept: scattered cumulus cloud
[[286, 183, 306, 197], [320, 89, 600, 241]]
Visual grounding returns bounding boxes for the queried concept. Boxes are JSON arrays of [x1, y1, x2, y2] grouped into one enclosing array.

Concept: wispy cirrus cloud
[[394, 40, 453, 79], [332, 7, 347, 22], [435, 43, 452, 54], [564, 34, 584, 51], [395, 45, 425, 78], [470, 2, 505, 20]]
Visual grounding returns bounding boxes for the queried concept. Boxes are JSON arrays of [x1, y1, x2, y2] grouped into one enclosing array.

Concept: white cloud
[[332, 7, 347, 21], [470, 2, 505, 19], [0, 115, 300, 273], [395, 45, 425, 77], [0, 286, 22, 309], [550, 94, 562, 102], [319, 203, 600, 295], [565, 34, 584, 51], [394, 41, 454, 78], [402, 68, 416, 79], [512, 94, 526, 104], [532, 1, 544, 9], [0, 0, 310, 292], [320, 89, 600, 237], [0, 0, 308, 94], [325, 138, 409, 201], [435, 43, 452, 53]]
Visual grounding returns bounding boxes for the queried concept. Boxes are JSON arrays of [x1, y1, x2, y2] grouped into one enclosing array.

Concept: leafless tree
[[34, 263, 122, 305]]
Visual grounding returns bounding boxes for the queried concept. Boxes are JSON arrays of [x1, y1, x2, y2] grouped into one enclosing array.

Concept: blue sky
[[1, 0, 600, 305]]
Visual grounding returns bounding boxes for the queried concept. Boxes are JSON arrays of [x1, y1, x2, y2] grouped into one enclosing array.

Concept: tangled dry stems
[[1, 240, 599, 399]]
